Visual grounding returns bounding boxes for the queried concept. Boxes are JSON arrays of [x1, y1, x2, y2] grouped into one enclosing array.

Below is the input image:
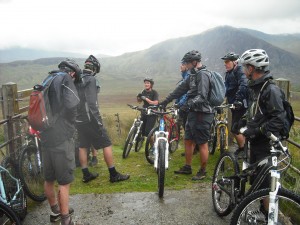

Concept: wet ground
[[23, 183, 231, 225]]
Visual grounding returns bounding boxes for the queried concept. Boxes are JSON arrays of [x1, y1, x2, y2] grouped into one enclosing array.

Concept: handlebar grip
[[267, 132, 278, 142]]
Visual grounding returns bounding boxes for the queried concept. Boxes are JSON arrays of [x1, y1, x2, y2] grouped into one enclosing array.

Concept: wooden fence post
[[275, 78, 291, 101], [1, 83, 18, 157]]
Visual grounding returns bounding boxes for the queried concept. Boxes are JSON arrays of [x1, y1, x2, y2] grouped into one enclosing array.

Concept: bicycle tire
[[123, 128, 137, 158], [219, 126, 226, 156], [230, 188, 300, 225], [0, 201, 22, 225], [1, 156, 18, 178], [168, 123, 180, 154], [18, 144, 46, 202], [145, 126, 158, 165], [157, 139, 166, 198], [212, 152, 239, 217], [134, 132, 144, 152], [208, 131, 217, 155]]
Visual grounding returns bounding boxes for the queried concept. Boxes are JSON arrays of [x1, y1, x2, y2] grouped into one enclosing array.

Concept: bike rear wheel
[[157, 139, 166, 198], [212, 152, 239, 217], [145, 126, 158, 165], [123, 128, 137, 158], [18, 144, 46, 202], [0, 202, 22, 225], [168, 123, 180, 154], [230, 188, 300, 225]]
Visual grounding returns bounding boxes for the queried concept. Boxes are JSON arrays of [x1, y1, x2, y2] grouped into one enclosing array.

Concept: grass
[[69, 144, 221, 195]]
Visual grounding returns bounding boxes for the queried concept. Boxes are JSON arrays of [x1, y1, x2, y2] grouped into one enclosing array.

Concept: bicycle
[[123, 104, 146, 158], [145, 105, 180, 165], [0, 164, 27, 221], [208, 104, 235, 156], [146, 105, 174, 198], [211, 129, 300, 223], [18, 125, 46, 202], [230, 132, 300, 224], [0, 201, 21, 225]]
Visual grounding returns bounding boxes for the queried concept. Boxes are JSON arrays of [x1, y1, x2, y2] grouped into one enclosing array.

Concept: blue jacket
[[224, 65, 248, 104], [175, 71, 189, 107]]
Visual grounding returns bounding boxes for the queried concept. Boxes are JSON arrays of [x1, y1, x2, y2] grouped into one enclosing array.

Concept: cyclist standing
[[137, 78, 159, 138], [221, 52, 248, 155], [238, 49, 285, 189], [160, 50, 214, 181]]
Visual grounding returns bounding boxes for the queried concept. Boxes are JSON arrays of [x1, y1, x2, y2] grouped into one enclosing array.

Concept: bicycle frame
[[27, 126, 42, 170], [163, 108, 180, 144], [129, 117, 143, 146]]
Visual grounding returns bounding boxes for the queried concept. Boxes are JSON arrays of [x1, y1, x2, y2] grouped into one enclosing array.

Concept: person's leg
[[80, 147, 99, 182], [44, 181, 56, 207], [79, 147, 88, 168], [185, 139, 195, 166], [103, 145, 114, 167]]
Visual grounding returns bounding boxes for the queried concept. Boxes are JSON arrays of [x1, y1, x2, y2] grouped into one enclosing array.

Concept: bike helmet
[[85, 55, 101, 74], [221, 52, 239, 61], [239, 49, 269, 70], [181, 50, 201, 63], [58, 58, 81, 77], [144, 77, 154, 86]]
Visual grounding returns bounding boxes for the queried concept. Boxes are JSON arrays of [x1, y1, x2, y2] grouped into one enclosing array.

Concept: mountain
[[240, 28, 300, 56], [1, 26, 300, 94], [0, 47, 111, 63]]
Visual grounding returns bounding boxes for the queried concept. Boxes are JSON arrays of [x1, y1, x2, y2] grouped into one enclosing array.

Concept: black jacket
[[75, 70, 102, 125], [40, 70, 80, 147], [164, 66, 213, 113], [246, 73, 285, 143], [224, 65, 248, 104]]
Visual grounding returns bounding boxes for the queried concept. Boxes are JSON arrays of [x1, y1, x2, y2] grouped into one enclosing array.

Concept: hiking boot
[[82, 172, 99, 183], [89, 156, 98, 167], [181, 152, 185, 157], [192, 170, 207, 180], [174, 165, 192, 174], [50, 208, 74, 222], [110, 172, 130, 183], [246, 209, 267, 223], [60, 218, 90, 225]]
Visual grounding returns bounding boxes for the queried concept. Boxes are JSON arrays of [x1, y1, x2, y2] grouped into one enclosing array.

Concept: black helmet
[[221, 52, 239, 61], [58, 59, 81, 77], [85, 55, 101, 74], [181, 50, 201, 63], [144, 77, 154, 86]]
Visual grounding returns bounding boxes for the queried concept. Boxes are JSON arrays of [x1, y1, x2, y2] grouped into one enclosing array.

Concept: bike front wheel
[[145, 126, 158, 165], [123, 127, 137, 158], [157, 139, 166, 198], [0, 202, 22, 225], [230, 188, 300, 225], [219, 126, 227, 156], [18, 144, 46, 202], [208, 121, 217, 155], [134, 132, 144, 152], [212, 152, 239, 217]]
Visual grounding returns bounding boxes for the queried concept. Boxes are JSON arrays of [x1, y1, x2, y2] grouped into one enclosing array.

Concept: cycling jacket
[[224, 65, 248, 104], [175, 70, 189, 107], [75, 69, 102, 125], [40, 70, 80, 147]]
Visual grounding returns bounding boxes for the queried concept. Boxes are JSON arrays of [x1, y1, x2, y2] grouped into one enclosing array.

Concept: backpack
[[256, 80, 294, 139], [28, 73, 60, 131], [202, 70, 226, 107]]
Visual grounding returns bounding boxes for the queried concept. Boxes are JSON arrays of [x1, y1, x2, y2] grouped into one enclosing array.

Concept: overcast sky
[[0, 0, 300, 56]]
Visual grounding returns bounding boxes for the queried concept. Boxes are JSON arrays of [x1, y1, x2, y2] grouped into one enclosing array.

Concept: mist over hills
[[1, 26, 300, 93]]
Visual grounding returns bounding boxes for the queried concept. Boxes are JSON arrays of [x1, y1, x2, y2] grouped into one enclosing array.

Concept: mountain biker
[[221, 52, 248, 155], [41, 59, 88, 225], [237, 49, 285, 215], [75, 55, 130, 183], [137, 77, 159, 138], [160, 50, 214, 181]]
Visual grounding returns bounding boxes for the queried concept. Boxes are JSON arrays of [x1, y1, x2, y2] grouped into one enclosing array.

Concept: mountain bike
[[230, 132, 300, 224], [211, 130, 300, 223], [208, 104, 235, 156], [18, 125, 46, 202], [0, 164, 27, 221], [145, 105, 180, 165], [123, 104, 146, 158], [146, 105, 175, 198]]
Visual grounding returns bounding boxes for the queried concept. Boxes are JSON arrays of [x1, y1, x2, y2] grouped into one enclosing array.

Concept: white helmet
[[239, 49, 269, 70]]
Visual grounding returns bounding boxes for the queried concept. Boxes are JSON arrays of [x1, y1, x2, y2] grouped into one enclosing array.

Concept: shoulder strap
[[254, 80, 269, 115]]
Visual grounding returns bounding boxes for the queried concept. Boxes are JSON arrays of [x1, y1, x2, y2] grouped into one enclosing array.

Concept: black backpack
[[256, 80, 294, 139]]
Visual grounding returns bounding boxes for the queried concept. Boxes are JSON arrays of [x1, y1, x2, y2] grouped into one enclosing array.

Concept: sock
[[108, 166, 117, 177], [51, 204, 60, 214], [82, 168, 90, 177], [61, 214, 71, 225]]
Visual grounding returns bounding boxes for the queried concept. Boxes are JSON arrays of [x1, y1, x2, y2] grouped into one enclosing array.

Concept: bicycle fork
[[153, 131, 169, 170]]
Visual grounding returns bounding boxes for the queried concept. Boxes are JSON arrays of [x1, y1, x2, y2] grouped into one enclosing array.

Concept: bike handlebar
[[214, 104, 235, 110]]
